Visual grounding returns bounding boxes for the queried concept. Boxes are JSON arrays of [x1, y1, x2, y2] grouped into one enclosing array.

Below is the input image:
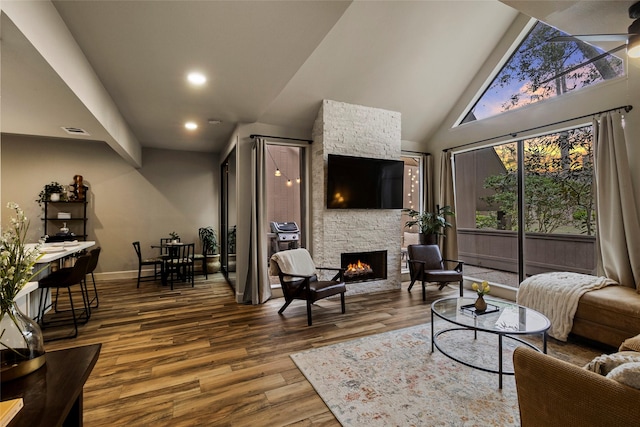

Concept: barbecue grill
[[269, 221, 300, 253]]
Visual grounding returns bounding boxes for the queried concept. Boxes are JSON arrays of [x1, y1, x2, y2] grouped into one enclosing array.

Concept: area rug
[[291, 324, 598, 427]]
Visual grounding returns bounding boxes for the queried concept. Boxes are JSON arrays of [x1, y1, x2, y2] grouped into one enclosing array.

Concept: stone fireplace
[[310, 100, 402, 295]]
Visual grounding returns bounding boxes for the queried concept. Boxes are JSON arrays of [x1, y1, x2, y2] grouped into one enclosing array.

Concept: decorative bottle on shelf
[[71, 175, 88, 201], [60, 222, 69, 235]]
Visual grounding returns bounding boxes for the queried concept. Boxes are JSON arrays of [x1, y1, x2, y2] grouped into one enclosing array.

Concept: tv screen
[[327, 154, 404, 209]]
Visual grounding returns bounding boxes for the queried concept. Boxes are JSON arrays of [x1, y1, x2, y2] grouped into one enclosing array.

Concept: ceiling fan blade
[[549, 34, 629, 43]]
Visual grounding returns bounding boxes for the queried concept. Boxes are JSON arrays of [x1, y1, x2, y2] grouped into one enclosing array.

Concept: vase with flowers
[[0, 203, 47, 382], [472, 280, 491, 313]]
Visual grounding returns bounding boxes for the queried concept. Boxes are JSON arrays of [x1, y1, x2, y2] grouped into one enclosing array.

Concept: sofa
[[513, 334, 640, 426], [572, 284, 640, 348]]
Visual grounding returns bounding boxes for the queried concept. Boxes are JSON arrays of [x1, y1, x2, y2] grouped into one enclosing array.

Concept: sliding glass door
[[454, 125, 596, 287], [264, 143, 306, 262]]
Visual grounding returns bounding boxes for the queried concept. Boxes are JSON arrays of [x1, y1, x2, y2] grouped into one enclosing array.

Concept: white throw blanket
[[270, 248, 317, 280], [517, 272, 618, 341]]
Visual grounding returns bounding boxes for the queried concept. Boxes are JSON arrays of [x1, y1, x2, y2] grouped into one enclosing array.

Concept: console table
[[1, 343, 101, 427]]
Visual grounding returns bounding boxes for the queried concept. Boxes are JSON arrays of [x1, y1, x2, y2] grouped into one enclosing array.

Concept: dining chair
[[159, 237, 180, 257], [133, 241, 163, 288], [269, 248, 346, 326], [407, 244, 464, 300], [166, 243, 195, 290]]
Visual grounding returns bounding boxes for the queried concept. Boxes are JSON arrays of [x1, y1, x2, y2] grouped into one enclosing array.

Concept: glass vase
[[474, 295, 487, 313], [1, 302, 46, 382]]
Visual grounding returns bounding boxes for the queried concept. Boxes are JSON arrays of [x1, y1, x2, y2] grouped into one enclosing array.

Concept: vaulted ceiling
[[1, 1, 636, 159]]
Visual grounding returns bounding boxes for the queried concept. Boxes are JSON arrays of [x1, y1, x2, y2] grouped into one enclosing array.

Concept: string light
[[268, 147, 301, 187]]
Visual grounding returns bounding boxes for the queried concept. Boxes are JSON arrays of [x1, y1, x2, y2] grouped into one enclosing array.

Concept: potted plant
[[403, 205, 454, 245], [169, 231, 180, 244], [36, 182, 66, 206], [198, 226, 220, 273]]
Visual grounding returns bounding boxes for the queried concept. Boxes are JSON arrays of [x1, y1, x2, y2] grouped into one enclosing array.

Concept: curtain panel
[[593, 111, 640, 290], [243, 138, 272, 304], [440, 151, 458, 261]]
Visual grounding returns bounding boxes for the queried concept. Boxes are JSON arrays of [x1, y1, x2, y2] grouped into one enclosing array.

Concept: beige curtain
[[423, 153, 434, 213], [593, 111, 640, 289], [244, 138, 272, 304], [440, 151, 458, 261]]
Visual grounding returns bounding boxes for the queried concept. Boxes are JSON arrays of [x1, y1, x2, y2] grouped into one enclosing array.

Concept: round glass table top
[[431, 297, 550, 334]]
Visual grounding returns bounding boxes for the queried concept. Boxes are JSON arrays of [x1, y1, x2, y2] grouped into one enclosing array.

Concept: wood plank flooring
[[41, 275, 596, 426]]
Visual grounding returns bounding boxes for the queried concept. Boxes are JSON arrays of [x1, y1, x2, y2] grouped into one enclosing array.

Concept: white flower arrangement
[[0, 203, 43, 311]]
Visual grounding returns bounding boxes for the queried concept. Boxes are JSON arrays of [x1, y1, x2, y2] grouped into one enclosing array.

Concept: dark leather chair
[[38, 254, 92, 340], [407, 244, 464, 300], [270, 248, 346, 326], [86, 247, 101, 309], [133, 241, 163, 288], [165, 243, 195, 290]]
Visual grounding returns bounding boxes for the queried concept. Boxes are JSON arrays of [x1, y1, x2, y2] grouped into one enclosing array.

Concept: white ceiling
[[1, 1, 637, 156]]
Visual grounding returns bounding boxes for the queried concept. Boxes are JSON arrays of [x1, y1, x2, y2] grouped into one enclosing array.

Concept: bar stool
[[38, 254, 91, 340], [86, 247, 101, 309]]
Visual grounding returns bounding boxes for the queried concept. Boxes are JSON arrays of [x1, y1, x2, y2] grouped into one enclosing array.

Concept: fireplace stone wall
[[311, 100, 402, 295]]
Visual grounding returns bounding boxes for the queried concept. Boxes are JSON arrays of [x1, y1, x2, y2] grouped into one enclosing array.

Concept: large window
[[454, 125, 597, 287], [460, 21, 624, 124]]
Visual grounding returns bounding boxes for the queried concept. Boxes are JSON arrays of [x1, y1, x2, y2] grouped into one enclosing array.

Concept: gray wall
[[0, 134, 219, 278]]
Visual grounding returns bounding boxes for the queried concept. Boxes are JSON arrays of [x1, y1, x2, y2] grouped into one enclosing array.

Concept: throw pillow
[[619, 334, 640, 352], [584, 351, 640, 375], [606, 362, 640, 389]]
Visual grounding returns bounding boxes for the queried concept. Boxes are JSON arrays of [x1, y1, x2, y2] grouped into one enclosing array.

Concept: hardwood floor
[[41, 275, 596, 426], [42, 274, 456, 426]]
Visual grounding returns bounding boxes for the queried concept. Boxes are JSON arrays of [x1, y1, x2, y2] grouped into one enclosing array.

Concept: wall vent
[[61, 126, 90, 136]]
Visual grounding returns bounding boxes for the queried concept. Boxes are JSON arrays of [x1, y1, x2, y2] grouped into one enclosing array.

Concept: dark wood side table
[[2, 343, 101, 427]]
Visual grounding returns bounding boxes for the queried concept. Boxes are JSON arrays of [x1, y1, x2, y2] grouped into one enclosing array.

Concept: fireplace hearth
[[340, 250, 387, 283]]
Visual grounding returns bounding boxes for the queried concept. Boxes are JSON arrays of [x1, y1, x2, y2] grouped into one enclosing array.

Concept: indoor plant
[[198, 226, 220, 273], [169, 231, 180, 243], [36, 181, 66, 206], [0, 202, 46, 382], [403, 205, 455, 245], [471, 280, 491, 312]]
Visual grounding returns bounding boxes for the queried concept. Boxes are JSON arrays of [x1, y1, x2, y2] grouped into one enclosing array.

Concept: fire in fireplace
[[340, 250, 387, 283], [345, 260, 373, 278]]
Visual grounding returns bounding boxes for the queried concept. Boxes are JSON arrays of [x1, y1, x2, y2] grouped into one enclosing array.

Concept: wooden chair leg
[[459, 280, 464, 297], [340, 293, 345, 314], [278, 299, 292, 314], [422, 279, 427, 301], [306, 300, 313, 326]]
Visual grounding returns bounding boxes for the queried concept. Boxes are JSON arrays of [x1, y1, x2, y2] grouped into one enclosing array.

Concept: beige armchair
[[513, 346, 640, 427]]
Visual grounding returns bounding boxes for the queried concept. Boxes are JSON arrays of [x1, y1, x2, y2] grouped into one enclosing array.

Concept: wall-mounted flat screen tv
[[327, 154, 404, 209]]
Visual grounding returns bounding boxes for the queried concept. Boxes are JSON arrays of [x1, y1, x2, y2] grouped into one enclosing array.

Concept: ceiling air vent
[[61, 126, 90, 136]]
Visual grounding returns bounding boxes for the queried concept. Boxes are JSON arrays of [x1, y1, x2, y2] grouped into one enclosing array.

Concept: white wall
[[0, 134, 219, 278]]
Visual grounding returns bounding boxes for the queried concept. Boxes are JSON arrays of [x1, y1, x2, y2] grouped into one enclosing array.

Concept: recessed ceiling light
[[187, 72, 206, 85], [185, 122, 198, 130]]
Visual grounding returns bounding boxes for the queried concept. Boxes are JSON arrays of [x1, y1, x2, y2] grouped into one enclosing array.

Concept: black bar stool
[[38, 254, 92, 340]]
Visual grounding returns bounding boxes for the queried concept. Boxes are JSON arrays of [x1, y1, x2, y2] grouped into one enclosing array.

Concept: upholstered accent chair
[[270, 248, 346, 326], [407, 244, 464, 300]]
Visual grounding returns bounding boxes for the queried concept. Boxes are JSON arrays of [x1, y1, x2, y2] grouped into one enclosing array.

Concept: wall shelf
[[42, 200, 88, 241]]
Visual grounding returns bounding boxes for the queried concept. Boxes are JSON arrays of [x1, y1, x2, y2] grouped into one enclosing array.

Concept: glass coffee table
[[431, 297, 550, 388]]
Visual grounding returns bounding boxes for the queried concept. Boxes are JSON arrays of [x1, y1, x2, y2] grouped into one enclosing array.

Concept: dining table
[[150, 242, 193, 285]]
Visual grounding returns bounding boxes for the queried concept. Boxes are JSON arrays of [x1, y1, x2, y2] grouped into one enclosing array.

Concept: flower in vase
[[471, 280, 490, 297]]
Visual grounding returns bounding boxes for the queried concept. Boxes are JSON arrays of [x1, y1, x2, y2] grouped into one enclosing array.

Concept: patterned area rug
[[291, 324, 600, 426]]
